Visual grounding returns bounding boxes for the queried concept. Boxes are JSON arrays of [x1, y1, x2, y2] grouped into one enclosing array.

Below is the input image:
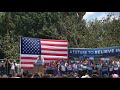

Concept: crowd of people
[[0, 58, 120, 78], [0, 59, 19, 78], [43, 59, 120, 78]]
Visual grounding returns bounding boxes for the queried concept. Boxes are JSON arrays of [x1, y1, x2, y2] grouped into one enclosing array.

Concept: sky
[[83, 12, 110, 21]]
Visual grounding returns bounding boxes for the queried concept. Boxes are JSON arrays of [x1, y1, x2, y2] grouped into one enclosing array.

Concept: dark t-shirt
[[5, 62, 11, 68], [87, 66, 92, 70], [0, 65, 4, 70], [101, 66, 108, 72]]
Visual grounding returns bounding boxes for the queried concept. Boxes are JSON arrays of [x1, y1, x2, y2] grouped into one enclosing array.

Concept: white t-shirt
[[109, 67, 113, 71], [117, 61, 120, 67], [73, 64, 77, 69], [61, 65, 66, 71], [113, 64, 118, 70], [11, 63, 16, 70], [65, 63, 68, 67], [114, 67, 118, 70]]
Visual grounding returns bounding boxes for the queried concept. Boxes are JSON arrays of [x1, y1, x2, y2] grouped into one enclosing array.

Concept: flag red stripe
[[41, 48, 68, 51], [44, 58, 68, 60], [21, 62, 34, 64], [21, 57, 37, 60], [42, 53, 67, 56], [41, 43, 68, 47], [41, 39, 68, 42], [21, 67, 33, 70]]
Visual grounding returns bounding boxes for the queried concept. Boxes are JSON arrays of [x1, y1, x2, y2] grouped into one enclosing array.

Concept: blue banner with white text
[[68, 46, 120, 58]]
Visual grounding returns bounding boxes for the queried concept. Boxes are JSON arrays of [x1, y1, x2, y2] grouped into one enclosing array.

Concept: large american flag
[[20, 37, 68, 70]]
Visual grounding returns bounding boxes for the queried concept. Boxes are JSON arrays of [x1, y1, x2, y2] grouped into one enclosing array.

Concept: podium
[[33, 64, 44, 77]]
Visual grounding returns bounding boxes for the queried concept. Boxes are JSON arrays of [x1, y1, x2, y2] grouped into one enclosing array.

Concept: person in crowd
[[57, 64, 62, 75], [96, 63, 102, 75], [34, 55, 44, 66], [91, 70, 101, 78], [53, 62, 58, 76], [0, 61, 5, 75], [81, 63, 87, 76], [60, 60, 65, 65], [67, 64, 72, 74], [87, 64, 93, 76], [51, 64, 56, 76], [73, 62, 78, 73], [113, 61, 119, 74], [11, 61, 17, 76], [108, 64, 113, 76], [118, 60, 120, 76], [78, 67, 83, 78], [4, 59, 11, 76], [61, 64, 66, 74], [100, 64, 109, 77], [48, 64, 54, 74]]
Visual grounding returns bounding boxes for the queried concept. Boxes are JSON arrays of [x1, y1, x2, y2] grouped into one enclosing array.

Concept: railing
[[0, 59, 20, 63]]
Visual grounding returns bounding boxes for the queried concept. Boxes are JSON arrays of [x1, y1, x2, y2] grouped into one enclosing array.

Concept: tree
[[0, 12, 86, 59]]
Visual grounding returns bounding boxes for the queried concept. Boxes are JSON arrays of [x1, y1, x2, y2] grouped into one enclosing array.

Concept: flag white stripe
[[20, 60, 36, 62], [44, 60, 55, 63], [20, 54, 39, 57], [41, 50, 68, 54], [21, 64, 34, 67], [41, 41, 68, 45], [21, 60, 54, 65], [41, 45, 68, 49], [42, 55, 67, 59]]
